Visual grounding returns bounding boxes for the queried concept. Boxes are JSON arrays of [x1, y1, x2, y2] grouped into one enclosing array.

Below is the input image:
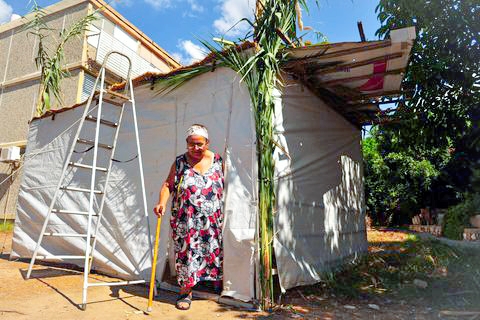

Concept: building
[[0, 0, 181, 220]]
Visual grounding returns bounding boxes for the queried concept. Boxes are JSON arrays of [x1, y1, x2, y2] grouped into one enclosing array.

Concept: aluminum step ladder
[[25, 51, 153, 310]]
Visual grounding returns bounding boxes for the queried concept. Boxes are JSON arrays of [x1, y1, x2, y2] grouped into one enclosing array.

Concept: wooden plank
[[284, 41, 391, 64], [158, 282, 257, 310], [275, 28, 296, 48], [320, 68, 405, 86], [314, 52, 404, 75]]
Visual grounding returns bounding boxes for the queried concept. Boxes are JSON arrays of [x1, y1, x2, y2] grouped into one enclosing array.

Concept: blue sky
[[1, 0, 383, 64]]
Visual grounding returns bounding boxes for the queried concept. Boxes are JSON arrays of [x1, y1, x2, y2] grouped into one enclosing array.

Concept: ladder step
[[85, 115, 118, 128], [103, 89, 130, 102], [52, 209, 98, 216], [95, 89, 130, 106], [77, 138, 113, 150], [87, 279, 146, 287], [69, 162, 108, 172], [60, 186, 103, 194], [36, 255, 85, 260], [44, 232, 95, 238], [101, 97, 126, 107]]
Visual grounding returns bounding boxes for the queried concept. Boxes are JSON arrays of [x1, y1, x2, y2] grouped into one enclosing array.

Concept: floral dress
[[170, 153, 224, 289]]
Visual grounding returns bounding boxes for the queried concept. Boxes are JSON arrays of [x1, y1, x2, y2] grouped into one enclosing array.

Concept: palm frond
[[151, 0, 310, 310], [154, 65, 213, 96], [25, 1, 99, 115]]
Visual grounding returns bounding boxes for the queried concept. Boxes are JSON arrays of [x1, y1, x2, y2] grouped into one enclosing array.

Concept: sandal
[[213, 281, 222, 295], [176, 292, 192, 310]]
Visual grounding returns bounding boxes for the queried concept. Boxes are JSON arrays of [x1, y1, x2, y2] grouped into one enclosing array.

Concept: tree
[[365, 0, 480, 225], [363, 130, 440, 225]]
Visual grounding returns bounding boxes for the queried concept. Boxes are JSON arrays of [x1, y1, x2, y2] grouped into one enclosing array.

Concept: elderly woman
[[153, 124, 224, 310]]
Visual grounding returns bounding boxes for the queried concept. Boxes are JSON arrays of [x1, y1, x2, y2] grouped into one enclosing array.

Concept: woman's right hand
[[153, 203, 165, 218]]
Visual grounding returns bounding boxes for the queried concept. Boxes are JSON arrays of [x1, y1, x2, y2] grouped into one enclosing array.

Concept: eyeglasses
[[187, 142, 206, 149]]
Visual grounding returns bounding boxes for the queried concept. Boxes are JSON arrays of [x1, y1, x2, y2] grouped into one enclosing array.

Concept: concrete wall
[[0, 163, 22, 220], [0, 3, 88, 219], [0, 79, 40, 142]]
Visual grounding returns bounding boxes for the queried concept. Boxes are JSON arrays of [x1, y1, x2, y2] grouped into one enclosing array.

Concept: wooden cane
[[147, 216, 162, 313]]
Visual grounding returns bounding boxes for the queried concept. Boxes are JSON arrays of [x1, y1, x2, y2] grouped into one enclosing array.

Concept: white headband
[[187, 125, 208, 140]]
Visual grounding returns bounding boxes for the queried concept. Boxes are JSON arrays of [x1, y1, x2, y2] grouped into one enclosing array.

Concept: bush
[[443, 193, 480, 239], [363, 134, 440, 226]]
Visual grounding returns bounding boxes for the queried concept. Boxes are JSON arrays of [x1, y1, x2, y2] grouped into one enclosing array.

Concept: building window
[[86, 24, 101, 48], [81, 74, 101, 102]]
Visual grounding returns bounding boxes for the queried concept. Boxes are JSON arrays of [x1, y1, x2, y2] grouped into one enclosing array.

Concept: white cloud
[[144, 0, 202, 14], [10, 13, 20, 21], [187, 0, 203, 12], [0, 0, 13, 24], [171, 52, 185, 64], [144, 0, 172, 10], [110, 0, 134, 8], [174, 39, 207, 65], [213, 0, 255, 36]]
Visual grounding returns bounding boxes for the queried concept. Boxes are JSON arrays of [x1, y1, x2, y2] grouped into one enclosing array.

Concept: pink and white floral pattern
[[170, 153, 224, 289]]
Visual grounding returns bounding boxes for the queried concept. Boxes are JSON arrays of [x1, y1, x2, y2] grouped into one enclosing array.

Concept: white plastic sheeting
[[273, 78, 367, 291], [11, 67, 366, 301]]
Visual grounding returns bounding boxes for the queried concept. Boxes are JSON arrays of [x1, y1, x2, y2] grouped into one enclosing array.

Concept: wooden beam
[[341, 90, 409, 103], [159, 282, 256, 310], [314, 52, 404, 75], [357, 21, 366, 42], [347, 98, 410, 106], [344, 104, 379, 112], [320, 68, 405, 87], [275, 28, 296, 48], [284, 41, 391, 64]]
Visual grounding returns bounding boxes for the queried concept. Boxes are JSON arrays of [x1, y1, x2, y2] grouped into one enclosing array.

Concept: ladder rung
[[44, 232, 95, 238], [87, 279, 146, 287], [101, 97, 125, 107], [60, 186, 103, 194], [77, 138, 113, 150], [95, 89, 130, 106], [52, 209, 98, 216], [85, 115, 118, 128], [103, 89, 130, 101], [69, 162, 108, 172], [36, 255, 85, 260]]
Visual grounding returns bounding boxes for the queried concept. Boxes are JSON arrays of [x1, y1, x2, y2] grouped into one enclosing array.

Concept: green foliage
[[366, 0, 480, 225], [363, 131, 440, 225], [25, 1, 98, 115], [374, 0, 479, 165], [154, 0, 311, 309], [443, 193, 480, 239]]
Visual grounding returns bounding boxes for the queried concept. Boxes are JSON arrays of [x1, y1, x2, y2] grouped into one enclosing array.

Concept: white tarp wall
[[274, 78, 367, 291], [12, 67, 258, 301], [12, 66, 367, 301]]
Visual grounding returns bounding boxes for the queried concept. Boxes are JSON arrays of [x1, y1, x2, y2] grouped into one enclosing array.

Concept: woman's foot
[[213, 280, 222, 294], [176, 288, 192, 310]]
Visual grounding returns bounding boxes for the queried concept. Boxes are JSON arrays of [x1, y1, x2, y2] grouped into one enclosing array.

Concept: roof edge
[[0, 0, 88, 34]]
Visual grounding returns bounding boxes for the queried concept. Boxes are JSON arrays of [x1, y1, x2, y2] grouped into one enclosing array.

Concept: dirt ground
[[1, 229, 480, 320]]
